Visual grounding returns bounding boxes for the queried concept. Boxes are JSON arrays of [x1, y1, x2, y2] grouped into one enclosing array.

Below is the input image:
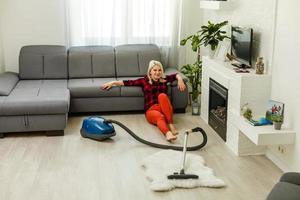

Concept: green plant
[[180, 20, 230, 52], [180, 61, 202, 102], [272, 115, 283, 123], [180, 20, 229, 102], [243, 108, 253, 120]]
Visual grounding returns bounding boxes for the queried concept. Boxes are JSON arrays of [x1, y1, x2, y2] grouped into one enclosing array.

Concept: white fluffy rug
[[141, 150, 226, 191]]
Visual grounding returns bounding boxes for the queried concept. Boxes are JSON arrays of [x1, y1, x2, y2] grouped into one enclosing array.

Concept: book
[[246, 117, 272, 126]]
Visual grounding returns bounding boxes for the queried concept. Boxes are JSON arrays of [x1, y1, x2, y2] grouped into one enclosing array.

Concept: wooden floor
[[0, 110, 282, 200]]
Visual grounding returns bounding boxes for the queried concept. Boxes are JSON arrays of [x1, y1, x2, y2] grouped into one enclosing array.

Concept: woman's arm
[[101, 80, 124, 90], [176, 74, 186, 92]]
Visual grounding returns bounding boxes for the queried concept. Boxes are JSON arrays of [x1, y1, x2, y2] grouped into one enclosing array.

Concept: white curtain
[[65, 0, 182, 66]]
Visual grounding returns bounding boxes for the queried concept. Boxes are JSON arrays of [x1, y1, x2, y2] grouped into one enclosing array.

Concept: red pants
[[145, 93, 173, 135]]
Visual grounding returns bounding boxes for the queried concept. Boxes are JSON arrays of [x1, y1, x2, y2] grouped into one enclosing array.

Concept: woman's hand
[[101, 80, 124, 90], [101, 82, 113, 90], [176, 74, 186, 92], [177, 79, 186, 91]]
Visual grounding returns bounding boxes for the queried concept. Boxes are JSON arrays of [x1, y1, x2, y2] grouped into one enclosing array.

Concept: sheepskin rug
[[141, 150, 226, 191]]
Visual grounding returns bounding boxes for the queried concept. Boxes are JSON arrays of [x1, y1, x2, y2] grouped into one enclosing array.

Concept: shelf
[[230, 111, 296, 145], [200, 0, 230, 10]]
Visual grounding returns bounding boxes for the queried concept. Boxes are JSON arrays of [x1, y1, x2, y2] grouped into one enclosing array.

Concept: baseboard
[[266, 149, 290, 172]]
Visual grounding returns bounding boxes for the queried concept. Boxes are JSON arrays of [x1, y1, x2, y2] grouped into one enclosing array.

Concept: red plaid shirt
[[123, 74, 177, 111]]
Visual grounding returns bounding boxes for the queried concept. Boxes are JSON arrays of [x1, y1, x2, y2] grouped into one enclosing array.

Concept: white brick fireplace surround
[[201, 57, 295, 156]]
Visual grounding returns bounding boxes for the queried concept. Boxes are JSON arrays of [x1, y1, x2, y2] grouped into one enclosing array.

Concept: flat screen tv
[[231, 26, 253, 68]]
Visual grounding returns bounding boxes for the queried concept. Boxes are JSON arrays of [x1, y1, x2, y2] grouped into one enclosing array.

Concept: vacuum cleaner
[[81, 116, 208, 179], [81, 116, 207, 151], [167, 130, 199, 179]]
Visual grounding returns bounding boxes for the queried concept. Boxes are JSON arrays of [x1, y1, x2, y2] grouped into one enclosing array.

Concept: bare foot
[[169, 124, 178, 135], [165, 131, 177, 142]]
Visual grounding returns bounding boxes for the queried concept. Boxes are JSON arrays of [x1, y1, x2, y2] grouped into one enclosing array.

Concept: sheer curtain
[[65, 0, 182, 66]]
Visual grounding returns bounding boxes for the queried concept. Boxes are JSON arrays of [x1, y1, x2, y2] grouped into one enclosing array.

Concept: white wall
[[201, 0, 276, 72], [0, 1, 4, 73], [0, 35, 3, 73], [1, 0, 66, 72], [267, 0, 300, 172], [179, 0, 203, 67], [0, 35, 4, 73]]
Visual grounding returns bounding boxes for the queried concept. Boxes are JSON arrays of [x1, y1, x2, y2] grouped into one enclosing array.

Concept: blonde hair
[[147, 60, 165, 84]]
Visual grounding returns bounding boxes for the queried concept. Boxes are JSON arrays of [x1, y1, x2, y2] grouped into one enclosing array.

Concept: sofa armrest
[[164, 67, 188, 84], [0, 72, 19, 96], [280, 172, 300, 185]]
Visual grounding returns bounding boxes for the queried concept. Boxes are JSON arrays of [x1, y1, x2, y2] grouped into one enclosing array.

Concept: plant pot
[[192, 101, 201, 115], [274, 122, 282, 130]]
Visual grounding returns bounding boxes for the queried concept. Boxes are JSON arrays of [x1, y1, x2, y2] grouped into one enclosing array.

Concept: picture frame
[[215, 39, 230, 61], [265, 100, 284, 122]]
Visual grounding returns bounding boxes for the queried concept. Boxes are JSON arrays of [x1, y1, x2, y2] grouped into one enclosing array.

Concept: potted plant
[[272, 115, 283, 130], [180, 20, 230, 58], [180, 61, 202, 102], [180, 61, 202, 115], [180, 20, 229, 115]]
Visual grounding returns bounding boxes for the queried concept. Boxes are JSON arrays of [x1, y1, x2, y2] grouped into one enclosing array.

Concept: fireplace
[[208, 78, 228, 141]]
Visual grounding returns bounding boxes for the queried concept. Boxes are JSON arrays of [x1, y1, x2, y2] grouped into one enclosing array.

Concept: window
[[66, 0, 180, 46]]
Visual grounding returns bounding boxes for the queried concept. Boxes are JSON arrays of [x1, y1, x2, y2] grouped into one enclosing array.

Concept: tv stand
[[231, 63, 250, 69]]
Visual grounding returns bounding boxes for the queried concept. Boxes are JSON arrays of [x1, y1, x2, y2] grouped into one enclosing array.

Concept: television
[[231, 26, 253, 68]]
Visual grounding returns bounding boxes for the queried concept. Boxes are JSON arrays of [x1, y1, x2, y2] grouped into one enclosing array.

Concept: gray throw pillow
[[0, 72, 19, 96]]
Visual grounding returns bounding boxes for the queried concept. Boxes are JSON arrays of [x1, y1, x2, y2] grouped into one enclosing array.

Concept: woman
[[101, 60, 186, 141]]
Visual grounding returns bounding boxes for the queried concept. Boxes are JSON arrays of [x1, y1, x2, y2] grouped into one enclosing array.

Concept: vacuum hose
[[106, 119, 207, 151]]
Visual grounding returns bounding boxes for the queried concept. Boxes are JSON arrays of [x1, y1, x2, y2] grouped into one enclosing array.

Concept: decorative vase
[[192, 100, 201, 115], [274, 122, 282, 130], [255, 57, 265, 74]]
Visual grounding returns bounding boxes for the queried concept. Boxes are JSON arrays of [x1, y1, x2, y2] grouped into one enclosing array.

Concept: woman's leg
[[157, 93, 178, 135], [145, 106, 177, 141], [157, 93, 173, 123]]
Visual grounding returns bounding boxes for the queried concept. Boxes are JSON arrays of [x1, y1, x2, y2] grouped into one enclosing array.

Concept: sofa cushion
[[19, 45, 68, 79], [68, 46, 115, 78], [164, 67, 179, 76], [0, 72, 19, 96], [115, 44, 161, 77], [118, 77, 144, 97], [15, 80, 68, 89], [68, 78, 120, 98], [0, 88, 70, 115]]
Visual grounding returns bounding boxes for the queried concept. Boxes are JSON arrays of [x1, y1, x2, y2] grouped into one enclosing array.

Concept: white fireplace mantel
[[201, 57, 295, 156]]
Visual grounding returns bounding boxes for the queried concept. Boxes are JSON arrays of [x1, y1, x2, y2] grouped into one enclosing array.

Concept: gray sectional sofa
[[0, 44, 188, 138], [266, 172, 300, 200]]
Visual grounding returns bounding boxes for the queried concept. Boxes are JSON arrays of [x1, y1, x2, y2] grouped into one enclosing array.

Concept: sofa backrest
[[115, 44, 161, 77], [18, 44, 162, 79], [68, 46, 115, 78], [19, 45, 67, 80]]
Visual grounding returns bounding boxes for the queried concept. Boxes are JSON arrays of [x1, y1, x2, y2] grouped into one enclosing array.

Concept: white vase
[[192, 101, 200, 115], [191, 96, 201, 115]]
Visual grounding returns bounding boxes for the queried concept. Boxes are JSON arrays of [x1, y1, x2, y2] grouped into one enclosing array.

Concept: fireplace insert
[[208, 78, 228, 141]]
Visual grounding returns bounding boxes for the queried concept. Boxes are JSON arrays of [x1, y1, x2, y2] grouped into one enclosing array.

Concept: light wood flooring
[[0, 110, 282, 200]]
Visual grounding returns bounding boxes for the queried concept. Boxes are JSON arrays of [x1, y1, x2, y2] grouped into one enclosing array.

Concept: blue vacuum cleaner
[[81, 116, 207, 151], [81, 117, 116, 141]]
